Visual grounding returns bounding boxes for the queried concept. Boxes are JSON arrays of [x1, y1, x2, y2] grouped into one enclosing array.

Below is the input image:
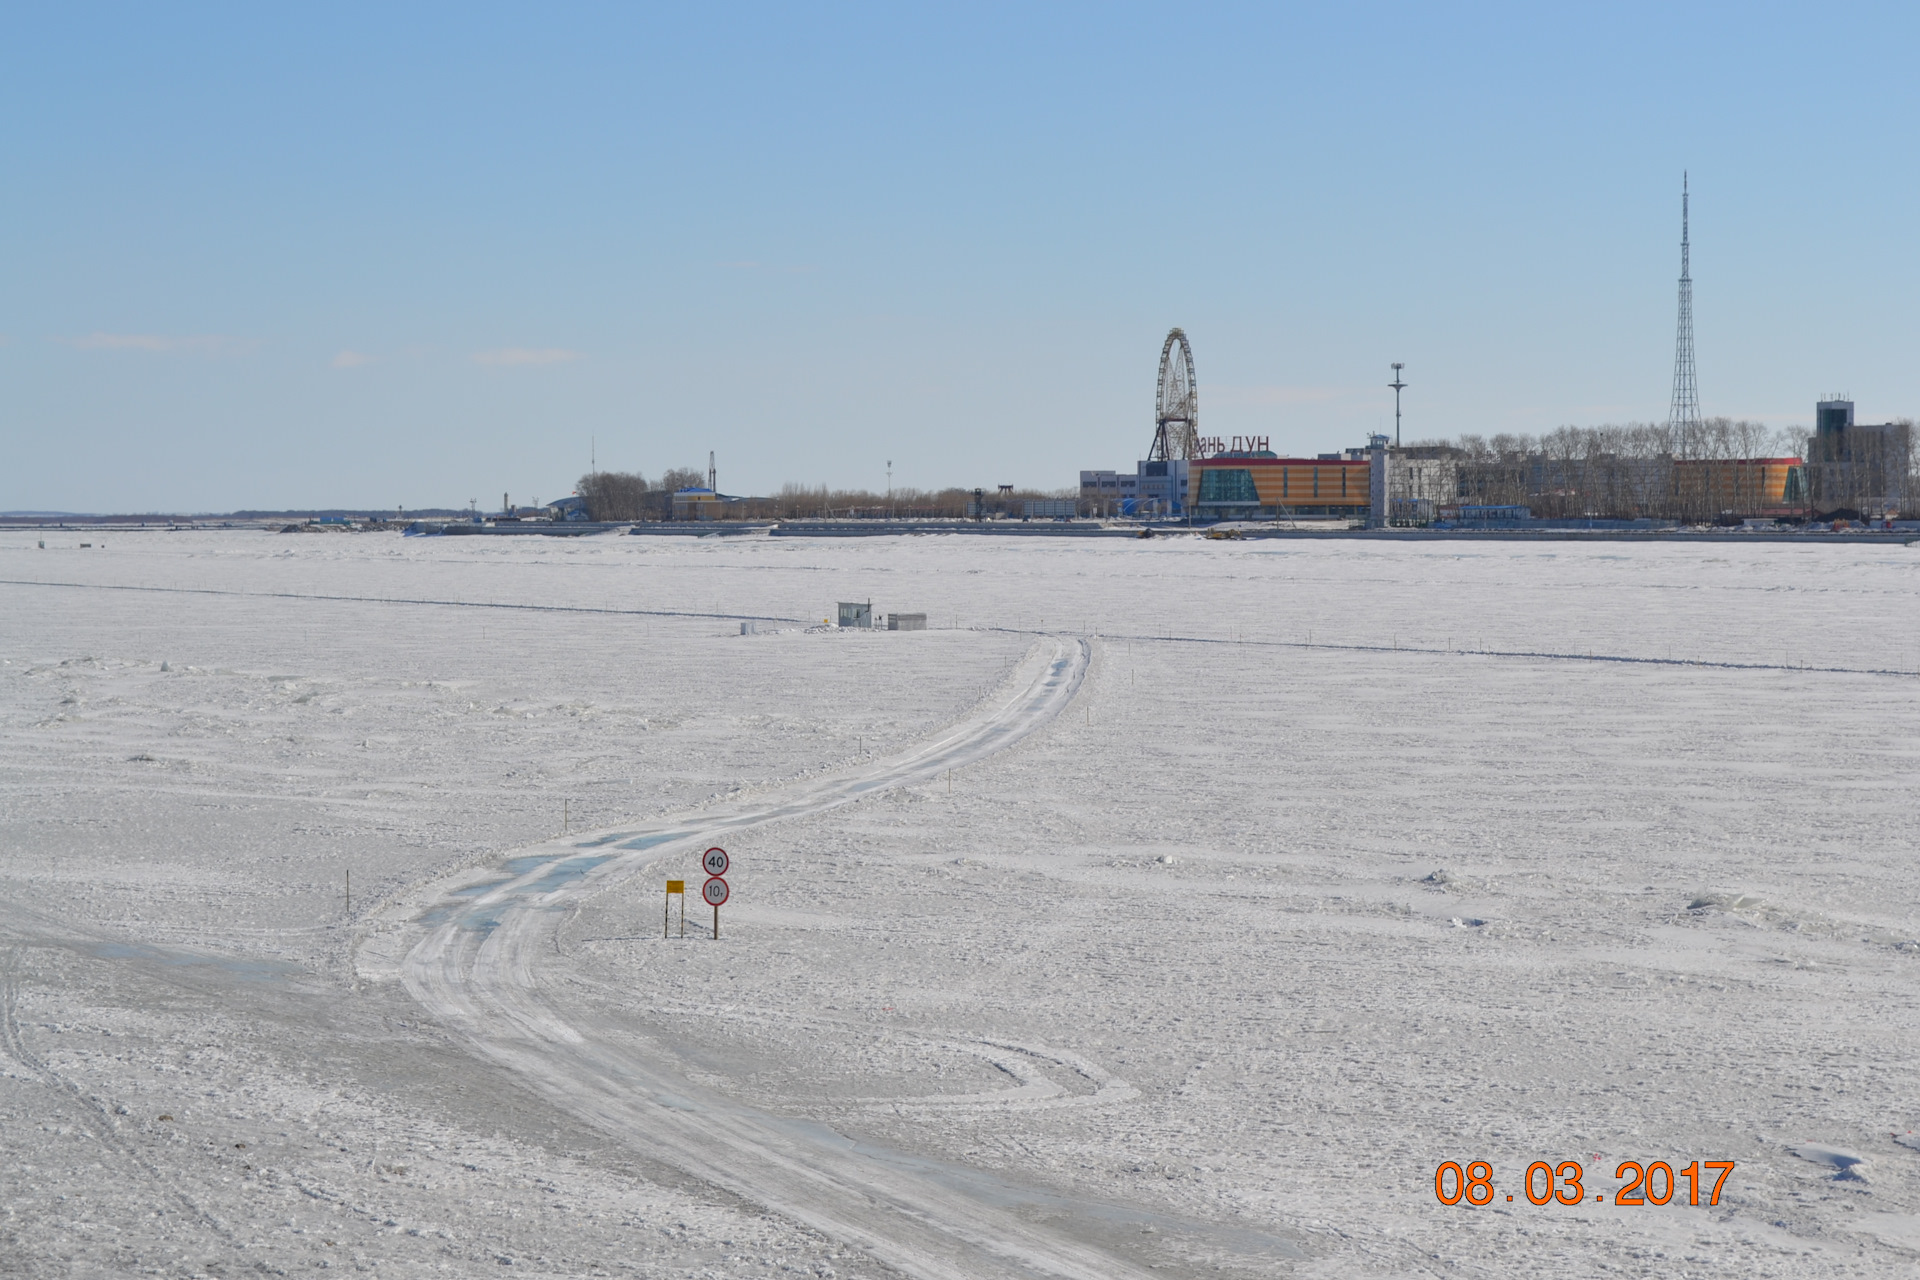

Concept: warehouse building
[[1079, 462, 1190, 516]]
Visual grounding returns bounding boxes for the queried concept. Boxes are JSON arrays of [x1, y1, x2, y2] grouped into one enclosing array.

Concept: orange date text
[[1434, 1160, 1734, 1207]]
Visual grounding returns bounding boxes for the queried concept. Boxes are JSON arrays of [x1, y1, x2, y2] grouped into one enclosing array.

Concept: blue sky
[[3, 2, 1915, 511]]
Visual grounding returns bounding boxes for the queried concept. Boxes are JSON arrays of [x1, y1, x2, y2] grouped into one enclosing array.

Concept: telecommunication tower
[[1667, 174, 1700, 434], [1147, 328, 1199, 462]]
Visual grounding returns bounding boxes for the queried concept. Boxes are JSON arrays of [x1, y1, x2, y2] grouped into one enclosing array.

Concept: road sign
[[665, 880, 686, 937], [702, 876, 730, 906], [702, 847, 730, 877]]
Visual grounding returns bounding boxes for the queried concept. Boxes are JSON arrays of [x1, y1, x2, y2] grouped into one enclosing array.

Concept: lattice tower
[[1667, 173, 1701, 435]]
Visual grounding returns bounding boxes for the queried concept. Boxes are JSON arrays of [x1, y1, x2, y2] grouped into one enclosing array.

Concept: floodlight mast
[[1389, 363, 1407, 448]]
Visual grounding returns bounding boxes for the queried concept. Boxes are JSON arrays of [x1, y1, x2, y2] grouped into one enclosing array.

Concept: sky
[[2, 2, 1917, 512]]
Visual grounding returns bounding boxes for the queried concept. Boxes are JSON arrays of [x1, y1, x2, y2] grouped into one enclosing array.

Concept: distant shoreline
[[4, 515, 1914, 545]]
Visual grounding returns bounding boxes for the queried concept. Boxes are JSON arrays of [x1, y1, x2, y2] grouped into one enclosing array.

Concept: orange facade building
[[1190, 453, 1373, 518], [1669, 457, 1805, 516]]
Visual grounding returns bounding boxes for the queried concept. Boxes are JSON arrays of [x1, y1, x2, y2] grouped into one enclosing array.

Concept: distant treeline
[[575, 469, 709, 521], [231, 508, 469, 519], [577, 470, 1073, 521], [1430, 419, 1804, 464], [1398, 418, 1915, 520], [0, 509, 471, 523]]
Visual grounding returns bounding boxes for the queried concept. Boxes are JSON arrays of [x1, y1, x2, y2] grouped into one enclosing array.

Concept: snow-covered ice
[[4, 528, 1920, 1277]]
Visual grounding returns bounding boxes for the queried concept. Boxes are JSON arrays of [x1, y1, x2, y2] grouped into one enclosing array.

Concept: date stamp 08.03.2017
[[1435, 1160, 1735, 1208]]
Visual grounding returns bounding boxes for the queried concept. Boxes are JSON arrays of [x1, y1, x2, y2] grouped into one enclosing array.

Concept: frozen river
[[3, 527, 1919, 1278]]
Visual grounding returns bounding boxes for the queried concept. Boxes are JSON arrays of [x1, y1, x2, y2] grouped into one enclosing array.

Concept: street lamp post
[[1389, 363, 1407, 448]]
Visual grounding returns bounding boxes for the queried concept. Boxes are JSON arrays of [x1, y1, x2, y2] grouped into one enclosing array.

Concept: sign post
[[697, 848, 730, 939], [665, 880, 685, 938], [702, 875, 729, 939]]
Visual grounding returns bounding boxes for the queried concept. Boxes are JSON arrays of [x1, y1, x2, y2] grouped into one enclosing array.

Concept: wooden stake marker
[[665, 880, 685, 938]]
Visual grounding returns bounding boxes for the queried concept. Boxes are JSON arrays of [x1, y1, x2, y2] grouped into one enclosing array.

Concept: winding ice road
[[378, 637, 1201, 1280]]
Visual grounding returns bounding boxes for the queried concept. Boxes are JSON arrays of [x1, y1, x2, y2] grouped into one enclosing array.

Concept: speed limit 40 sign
[[699, 848, 732, 939]]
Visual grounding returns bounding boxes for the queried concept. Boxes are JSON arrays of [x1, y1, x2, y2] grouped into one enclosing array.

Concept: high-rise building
[[1807, 397, 1912, 517]]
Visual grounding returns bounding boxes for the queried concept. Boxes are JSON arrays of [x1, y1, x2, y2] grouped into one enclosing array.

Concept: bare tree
[[659, 467, 706, 493], [1410, 418, 1806, 522], [576, 470, 651, 521]]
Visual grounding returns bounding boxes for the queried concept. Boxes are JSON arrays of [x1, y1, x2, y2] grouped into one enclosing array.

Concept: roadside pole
[[701, 847, 731, 940], [703, 875, 729, 938], [665, 880, 684, 938]]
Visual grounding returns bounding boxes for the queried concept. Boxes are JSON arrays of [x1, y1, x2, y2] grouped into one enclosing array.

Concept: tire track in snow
[[635, 1002, 1138, 1113], [390, 637, 1205, 1280], [0, 942, 237, 1243]]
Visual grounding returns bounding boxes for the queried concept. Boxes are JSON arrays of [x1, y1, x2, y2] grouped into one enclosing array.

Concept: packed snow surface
[[4, 528, 1920, 1278]]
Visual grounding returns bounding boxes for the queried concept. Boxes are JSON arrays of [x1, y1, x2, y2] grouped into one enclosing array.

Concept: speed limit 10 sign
[[702, 847, 730, 877], [701, 876, 730, 906]]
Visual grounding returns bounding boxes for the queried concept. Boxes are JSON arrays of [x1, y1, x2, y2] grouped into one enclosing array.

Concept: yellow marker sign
[[665, 881, 686, 937]]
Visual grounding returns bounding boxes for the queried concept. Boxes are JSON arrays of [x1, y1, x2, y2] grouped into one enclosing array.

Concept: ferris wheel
[[1148, 328, 1199, 462]]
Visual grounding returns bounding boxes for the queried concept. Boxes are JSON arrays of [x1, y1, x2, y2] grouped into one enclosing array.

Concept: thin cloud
[[331, 349, 375, 368], [66, 332, 251, 354], [471, 347, 584, 367]]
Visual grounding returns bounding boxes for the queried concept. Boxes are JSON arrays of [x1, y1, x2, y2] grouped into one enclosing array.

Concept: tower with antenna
[[1667, 173, 1700, 436]]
